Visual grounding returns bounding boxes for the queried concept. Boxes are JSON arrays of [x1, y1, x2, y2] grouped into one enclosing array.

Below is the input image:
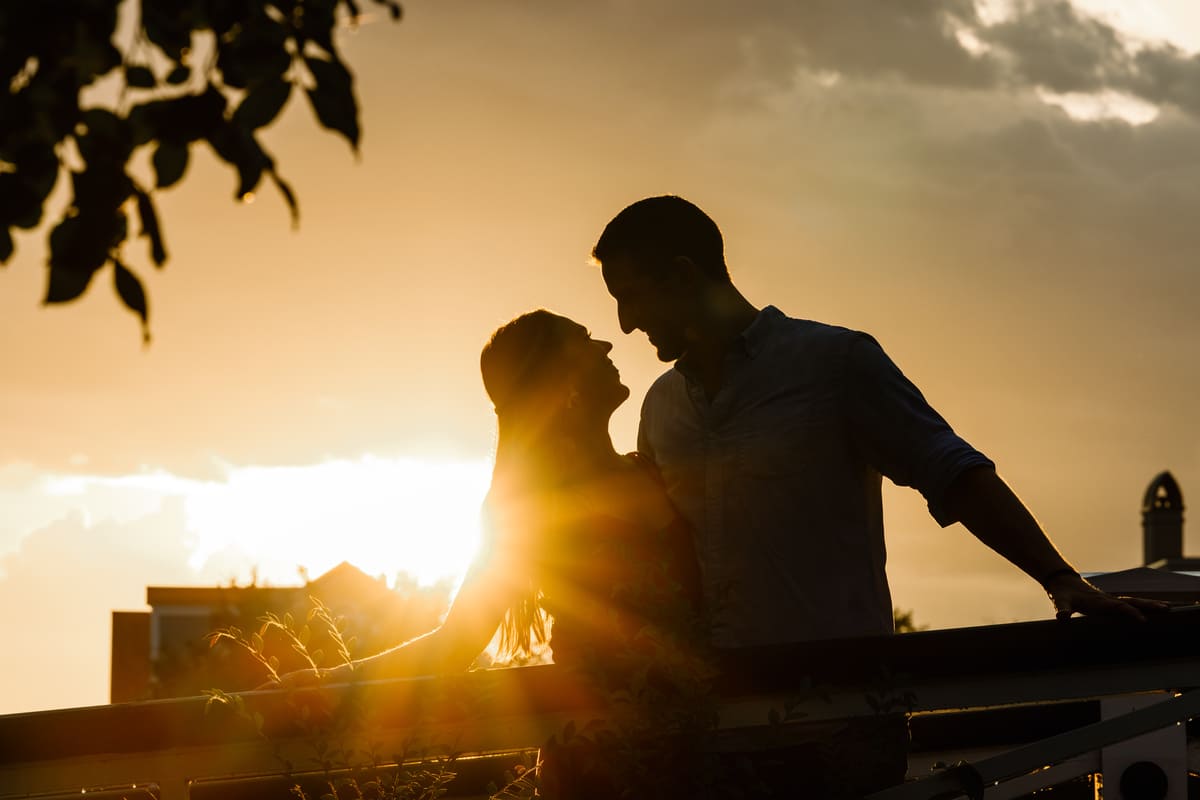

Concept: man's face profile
[[601, 255, 690, 363]]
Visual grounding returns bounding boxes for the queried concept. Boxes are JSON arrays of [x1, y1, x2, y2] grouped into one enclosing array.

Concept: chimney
[[1143, 471, 1185, 566]]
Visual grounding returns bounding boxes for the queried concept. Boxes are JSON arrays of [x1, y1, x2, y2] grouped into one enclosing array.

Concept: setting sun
[[44, 456, 495, 589]]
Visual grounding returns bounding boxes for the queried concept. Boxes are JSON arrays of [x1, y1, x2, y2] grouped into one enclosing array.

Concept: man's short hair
[[592, 195, 730, 282]]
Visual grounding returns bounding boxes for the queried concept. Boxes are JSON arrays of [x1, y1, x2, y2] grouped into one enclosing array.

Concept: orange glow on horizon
[[42, 456, 494, 589]]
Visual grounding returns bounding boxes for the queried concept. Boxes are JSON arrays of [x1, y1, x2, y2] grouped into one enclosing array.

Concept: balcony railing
[[4, 606, 1200, 800]]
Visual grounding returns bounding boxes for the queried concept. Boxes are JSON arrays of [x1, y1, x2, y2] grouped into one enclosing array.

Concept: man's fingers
[[1081, 593, 1147, 622], [1123, 596, 1172, 613], [1052, 587, 1166, 623], [1111, 599, 1147, 623]]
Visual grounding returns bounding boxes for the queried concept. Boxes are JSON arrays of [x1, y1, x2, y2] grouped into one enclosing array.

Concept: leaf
[[72, 25, 123, 85], [206, 122, 270, 198], [125, 65, 156, 88], [269, 168, 299, 227], [0, 174, 43, 230], [143, 1, 193, 61], [77, 109, 133, 166], [136, 87, 228, 147], [46, 209, 123, 303], [305, 56, 360, 150], [233, 77, 292, 131], [216, 14, 290, 89], [112, 258, 150, 342], [44, 260, 100, 304], [381, 0, 403, 21], [153, 141, 189, 189], [19, 147, 61, 207], [70, 167, 134, 215], [135, 190, 168, 267]]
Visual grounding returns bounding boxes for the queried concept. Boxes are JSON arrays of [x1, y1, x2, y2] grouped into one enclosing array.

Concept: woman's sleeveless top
[[538, 454, 704, 676]]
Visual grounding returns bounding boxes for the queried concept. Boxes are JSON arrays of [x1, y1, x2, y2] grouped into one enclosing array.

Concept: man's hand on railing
[[1045, 571, 1171, 622]]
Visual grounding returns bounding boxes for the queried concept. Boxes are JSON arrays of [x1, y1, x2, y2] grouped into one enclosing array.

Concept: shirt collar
[[675, 305, 783, 377], [739, 305, 784, 358]]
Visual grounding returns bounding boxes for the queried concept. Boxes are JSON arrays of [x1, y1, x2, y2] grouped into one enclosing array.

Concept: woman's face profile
[[552, 318, 630, 417]]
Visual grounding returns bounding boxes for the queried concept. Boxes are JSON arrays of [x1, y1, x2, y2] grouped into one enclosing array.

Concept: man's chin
[[654, 343, 683, 362]]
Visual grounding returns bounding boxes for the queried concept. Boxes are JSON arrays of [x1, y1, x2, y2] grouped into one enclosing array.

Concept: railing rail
[[4, 606, 1200, 799], [872, 689, 1197, 799]]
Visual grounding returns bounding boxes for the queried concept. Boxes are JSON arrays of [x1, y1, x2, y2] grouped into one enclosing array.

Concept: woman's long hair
[[479, 310, 576, 659]]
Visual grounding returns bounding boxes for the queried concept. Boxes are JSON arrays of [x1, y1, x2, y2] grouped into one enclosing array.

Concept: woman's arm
[[272, 560, 511, 688]]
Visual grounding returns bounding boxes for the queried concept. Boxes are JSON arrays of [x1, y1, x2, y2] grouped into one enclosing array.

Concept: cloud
[[504, 0, 1200, 124], [1130, 45, 1200, 117], [982, 0, 1134, 93], [759, 0, 997, 89], [0, 500, 200, 714]]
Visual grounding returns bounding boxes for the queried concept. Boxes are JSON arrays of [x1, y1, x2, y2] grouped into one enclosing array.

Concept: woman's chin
[[615, 383, 631, 406]]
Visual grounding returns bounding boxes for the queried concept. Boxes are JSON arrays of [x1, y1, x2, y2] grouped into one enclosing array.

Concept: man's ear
[[668, 255, 703, 286]]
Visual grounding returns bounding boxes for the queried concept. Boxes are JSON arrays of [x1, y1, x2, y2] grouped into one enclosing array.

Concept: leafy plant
[[206, 594, 460, 800], [207, 595, 357, 683], [893, 607, 927, 634], [485, 750, 539, 800], [0, 0, 402, 340]]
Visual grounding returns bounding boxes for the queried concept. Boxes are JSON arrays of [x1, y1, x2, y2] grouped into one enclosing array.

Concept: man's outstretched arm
[[941, 465, 1168, 621]]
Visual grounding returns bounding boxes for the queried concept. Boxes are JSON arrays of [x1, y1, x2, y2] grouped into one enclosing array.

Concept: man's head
[[592, 196, 730, 362]]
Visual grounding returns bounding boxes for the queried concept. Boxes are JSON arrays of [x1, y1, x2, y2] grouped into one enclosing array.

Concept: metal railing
[[4, 607, 1200, 799]]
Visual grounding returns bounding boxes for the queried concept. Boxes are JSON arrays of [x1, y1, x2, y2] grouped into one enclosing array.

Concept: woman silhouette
[[275, 309, 705, 798]]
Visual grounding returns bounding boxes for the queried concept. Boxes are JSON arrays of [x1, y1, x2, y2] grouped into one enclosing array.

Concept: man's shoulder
[[645, 364, 685, 398], [760, 308, 873, 355]]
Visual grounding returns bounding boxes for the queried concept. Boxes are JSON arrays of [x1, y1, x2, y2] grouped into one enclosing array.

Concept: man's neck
[[680, 286, 759, 399]]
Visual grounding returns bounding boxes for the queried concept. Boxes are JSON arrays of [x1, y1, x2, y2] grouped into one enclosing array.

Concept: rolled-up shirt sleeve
[[841, 333, 994, 526]]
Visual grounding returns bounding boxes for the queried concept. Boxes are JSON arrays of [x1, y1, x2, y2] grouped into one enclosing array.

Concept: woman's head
[[480, 310, 628, 659], [481, 310, 628, 428]]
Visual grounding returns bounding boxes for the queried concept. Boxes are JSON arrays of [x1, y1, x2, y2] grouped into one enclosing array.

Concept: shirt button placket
[[704, 391, 727, 592]]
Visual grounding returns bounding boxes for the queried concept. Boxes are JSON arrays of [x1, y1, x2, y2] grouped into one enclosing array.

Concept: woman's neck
[[556, 422, 623, 481]]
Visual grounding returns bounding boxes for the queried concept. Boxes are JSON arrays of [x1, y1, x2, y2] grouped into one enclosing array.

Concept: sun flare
[[181, 457, 495, 587], [41, 456, 496, 590]]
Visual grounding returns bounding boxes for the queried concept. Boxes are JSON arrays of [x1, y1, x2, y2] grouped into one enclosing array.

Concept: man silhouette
[[592, 194, 1161, 796]]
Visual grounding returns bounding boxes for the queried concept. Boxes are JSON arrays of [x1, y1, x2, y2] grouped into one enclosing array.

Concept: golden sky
[[2, 0, 1199, 713]]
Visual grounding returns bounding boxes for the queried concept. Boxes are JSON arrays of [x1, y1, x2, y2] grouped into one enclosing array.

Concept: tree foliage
[[0, 0, 401, 340], [892, 607, 926, 634]]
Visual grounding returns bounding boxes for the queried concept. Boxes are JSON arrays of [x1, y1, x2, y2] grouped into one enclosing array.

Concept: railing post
[[1100, 693, 1186, 800]]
